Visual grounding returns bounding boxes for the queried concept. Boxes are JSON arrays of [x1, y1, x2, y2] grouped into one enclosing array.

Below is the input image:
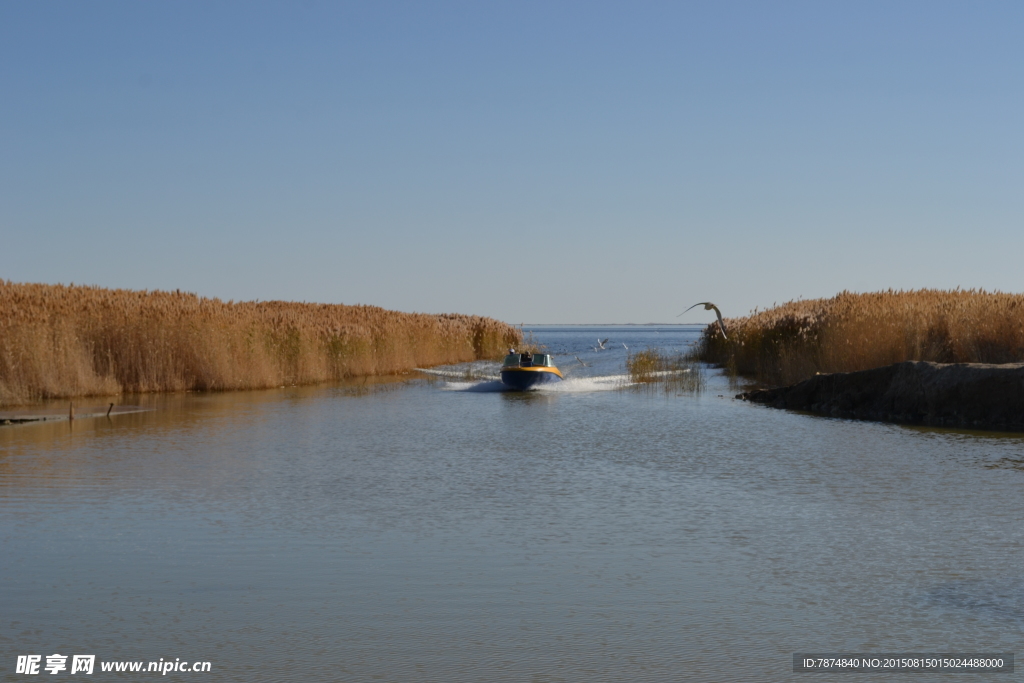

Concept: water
[[2, 326, 1023, 681]]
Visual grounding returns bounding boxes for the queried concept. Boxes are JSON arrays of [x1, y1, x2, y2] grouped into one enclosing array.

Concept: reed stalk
[[0, 281, 520, 406], [625, 348, 705, 393], [694, 289, 1024, 385]]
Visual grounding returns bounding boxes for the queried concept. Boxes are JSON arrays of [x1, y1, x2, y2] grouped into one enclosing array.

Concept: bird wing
[[710, 305, 728, 339], [677, 302, 712, 317]]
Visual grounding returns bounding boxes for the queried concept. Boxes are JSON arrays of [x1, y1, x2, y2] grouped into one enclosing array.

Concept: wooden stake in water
[[69, 401, 74, 421]]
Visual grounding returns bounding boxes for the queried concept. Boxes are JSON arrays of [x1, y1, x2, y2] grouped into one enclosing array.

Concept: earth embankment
[[740, 361, 1024, 431]]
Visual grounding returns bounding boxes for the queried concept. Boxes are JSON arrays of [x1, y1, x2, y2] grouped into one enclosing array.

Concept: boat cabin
[[503, 352, 555, 368]]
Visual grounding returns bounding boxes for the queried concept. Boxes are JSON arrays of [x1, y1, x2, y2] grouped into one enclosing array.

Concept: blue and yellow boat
[[500, 352, 563, 390]]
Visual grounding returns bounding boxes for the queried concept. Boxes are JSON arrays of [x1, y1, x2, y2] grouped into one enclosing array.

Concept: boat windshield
[[503, 353, 554, 368]]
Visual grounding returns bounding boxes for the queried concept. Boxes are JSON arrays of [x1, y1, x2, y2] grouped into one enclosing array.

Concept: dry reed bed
[[625, 348, 705, 393], [696, 290, 1024, 386], [0, 281, 520, 406]]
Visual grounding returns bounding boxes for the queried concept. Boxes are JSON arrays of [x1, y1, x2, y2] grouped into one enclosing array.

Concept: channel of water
[[3, 326, 1023, 681]]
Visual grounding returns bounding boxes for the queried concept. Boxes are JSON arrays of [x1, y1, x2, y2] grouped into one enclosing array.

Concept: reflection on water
[[2, 326, 1024, 682]]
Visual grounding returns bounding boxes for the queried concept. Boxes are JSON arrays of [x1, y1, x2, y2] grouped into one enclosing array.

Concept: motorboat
[[500, 352, 563, 390]]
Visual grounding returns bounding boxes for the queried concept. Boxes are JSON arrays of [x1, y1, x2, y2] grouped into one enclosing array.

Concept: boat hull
[[500, 367, 563, 390]]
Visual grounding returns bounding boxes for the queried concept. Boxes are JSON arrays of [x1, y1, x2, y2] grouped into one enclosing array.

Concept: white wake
[[439, 374, 632, 393]]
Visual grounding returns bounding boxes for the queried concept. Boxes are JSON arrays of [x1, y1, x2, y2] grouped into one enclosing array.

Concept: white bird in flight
[[595, 338, 610, 350], [574, 355, 589, 367], [622, 343, 629, 351], [678, 302, 728, 339]]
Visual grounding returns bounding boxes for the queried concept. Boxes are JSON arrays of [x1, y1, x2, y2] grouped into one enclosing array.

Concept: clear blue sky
[[2, 2, 1022, 324]]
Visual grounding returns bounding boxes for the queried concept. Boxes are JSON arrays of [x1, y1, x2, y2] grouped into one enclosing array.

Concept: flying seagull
[[622, 343, 629, 351], [574, 355, 589, 367], [595, 338, 610, 350], [678, 302, 728, 339]]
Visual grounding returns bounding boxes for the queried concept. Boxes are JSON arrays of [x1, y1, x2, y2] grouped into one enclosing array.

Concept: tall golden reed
[[696, 289, 1024, 385], [625, 348, 705, 393], [0, 281, 520, 406]]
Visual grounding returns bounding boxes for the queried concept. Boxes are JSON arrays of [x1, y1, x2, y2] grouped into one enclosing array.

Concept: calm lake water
[[3, 326, 1023, 681]]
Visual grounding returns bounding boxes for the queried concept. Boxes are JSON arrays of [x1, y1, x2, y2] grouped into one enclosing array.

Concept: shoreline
[[0, 404, 150, 425], [740, 361, 1024, 432], [0, 368, 438, 421]]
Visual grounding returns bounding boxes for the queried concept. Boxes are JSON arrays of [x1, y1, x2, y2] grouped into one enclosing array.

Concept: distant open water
[[2, 325, 1023, 681]]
